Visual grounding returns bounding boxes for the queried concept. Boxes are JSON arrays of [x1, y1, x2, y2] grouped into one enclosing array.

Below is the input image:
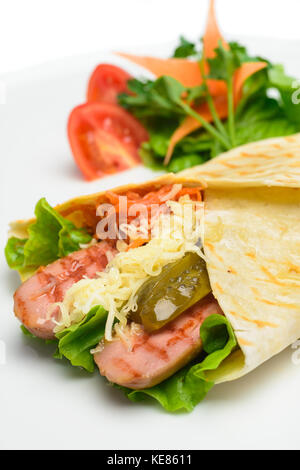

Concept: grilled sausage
[[95, 296, 223, 389], [14, 242, 115, 339]]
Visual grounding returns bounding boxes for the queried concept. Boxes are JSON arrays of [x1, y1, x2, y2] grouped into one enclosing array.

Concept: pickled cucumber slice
[[132, 252, 211, 331]]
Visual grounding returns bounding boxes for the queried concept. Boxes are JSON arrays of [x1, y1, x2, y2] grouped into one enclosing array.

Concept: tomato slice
[[87, 64, 132, 104], [67, 102, 149, 180]]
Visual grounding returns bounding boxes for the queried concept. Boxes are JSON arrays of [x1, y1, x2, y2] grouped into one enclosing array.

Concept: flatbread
[[181, 134, 300, 189], [204, 185, 300, 382], [181, 133, 300, 381]]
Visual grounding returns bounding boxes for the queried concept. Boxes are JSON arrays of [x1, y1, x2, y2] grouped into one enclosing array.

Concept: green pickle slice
[[132, 251, 211, 331]]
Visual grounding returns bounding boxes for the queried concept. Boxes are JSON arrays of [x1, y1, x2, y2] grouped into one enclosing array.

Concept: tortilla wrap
[[181, 133, 300, 382], [8, 134, 300, 385], [181, 133, 300, 189], [8, 174, 205, 241]]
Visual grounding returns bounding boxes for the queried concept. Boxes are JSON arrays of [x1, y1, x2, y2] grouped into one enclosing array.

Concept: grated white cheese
[[54, 195, 204, 340], [79, 237, 98, 250]]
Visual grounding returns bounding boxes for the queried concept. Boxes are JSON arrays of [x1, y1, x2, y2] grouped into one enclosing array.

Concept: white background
[[1, 0, 300, 75]]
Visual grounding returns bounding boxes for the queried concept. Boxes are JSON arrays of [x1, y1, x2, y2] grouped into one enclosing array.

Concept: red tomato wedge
[[87, 64, 132, 104], [68, 102, 149, 180]]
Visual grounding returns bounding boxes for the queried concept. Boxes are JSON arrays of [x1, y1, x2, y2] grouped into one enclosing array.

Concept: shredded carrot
[[126, 191, 142, 200], [105, 185, 202, 219], [104, 185, 202, 248], [106, 191, 121, 206], [105, 186, 173, 224], [176, 187, 203, 201], [126, 238, 150, 251]]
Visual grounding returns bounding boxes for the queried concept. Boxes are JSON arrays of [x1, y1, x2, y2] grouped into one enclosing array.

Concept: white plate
[[1, 37, 300, 451]]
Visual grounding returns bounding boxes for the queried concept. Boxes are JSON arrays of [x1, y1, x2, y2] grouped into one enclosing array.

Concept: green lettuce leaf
[[5, 237, 27, 270], [20, 325, 36, 337], [5, 198, 92, 272], [20, 325, 58, 345], [125, 314, 237, 412], [235, 95, 299, 145], [139, 143, 165, 171], [55, 306, 107, 373], [167, 154, 207, 173]]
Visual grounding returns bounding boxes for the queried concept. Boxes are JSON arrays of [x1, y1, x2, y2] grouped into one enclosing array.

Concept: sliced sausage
[[95, 295, 223, 389], [14, 242, 116, 339]]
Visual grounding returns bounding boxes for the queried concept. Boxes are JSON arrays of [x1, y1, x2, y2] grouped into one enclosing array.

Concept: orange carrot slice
[[117, 53, 202, 88], [117, 52, 227, 95], [233, 61, 267, 104], [116, 0, 228, 94], [116, 1, 267, 162], [165, 62, 267, 161], [116, 0, 228, 88], [203, 0, 229, 58], [165, 95, 228, 163], [177, 187, 203, 201]]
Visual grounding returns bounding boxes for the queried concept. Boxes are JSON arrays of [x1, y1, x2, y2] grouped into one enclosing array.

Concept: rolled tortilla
[[181, 133, 300, 382], [8, 134, 300, 386], [180, 133, 300, 189]]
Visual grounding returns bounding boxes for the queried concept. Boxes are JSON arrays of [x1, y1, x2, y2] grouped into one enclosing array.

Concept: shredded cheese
[[54, 195, 204, 340], [79, 237, 97, 250]]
